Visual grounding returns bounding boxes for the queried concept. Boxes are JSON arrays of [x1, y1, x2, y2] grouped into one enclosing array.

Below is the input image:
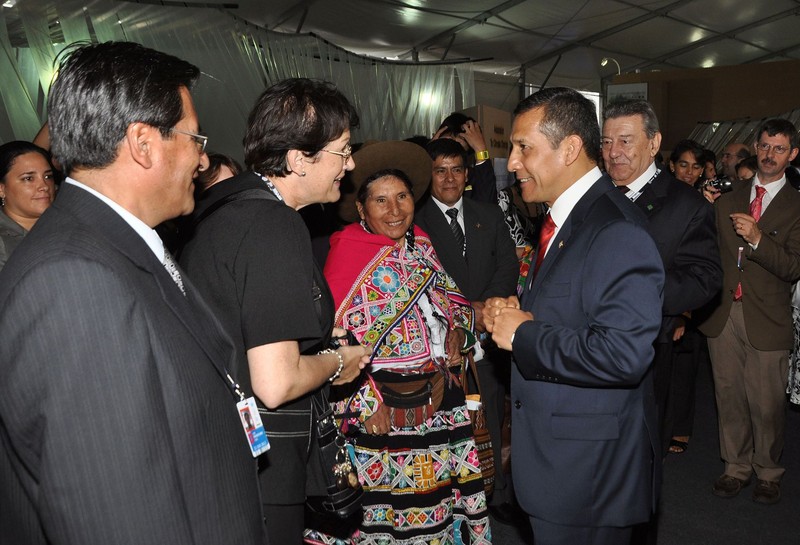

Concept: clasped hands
[[483, 296, 533, 351]]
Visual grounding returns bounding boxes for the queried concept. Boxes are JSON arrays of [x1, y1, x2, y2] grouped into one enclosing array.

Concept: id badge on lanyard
[[237, 396, 270, 457]]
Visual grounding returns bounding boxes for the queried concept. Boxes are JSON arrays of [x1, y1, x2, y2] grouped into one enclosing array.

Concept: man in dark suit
[[485, 87, 664, 545], [602, 99, 722, 456], [0, 42, 267, 544], [414, 137, 520, 520], [700, 119, 800, 505]]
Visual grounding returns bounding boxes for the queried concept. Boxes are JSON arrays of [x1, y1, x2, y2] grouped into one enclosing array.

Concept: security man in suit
[[485, 87, 664, 545], [414, 138, 520, 521], [0, 42, 268, 544], [602, 99, 721, 457], [700, 118, 800, 505]]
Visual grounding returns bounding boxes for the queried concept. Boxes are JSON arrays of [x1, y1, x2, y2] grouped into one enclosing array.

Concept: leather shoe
[[752, 479, 781, 505], [489, 502, 524, 526], [712, 474, 750, 498]]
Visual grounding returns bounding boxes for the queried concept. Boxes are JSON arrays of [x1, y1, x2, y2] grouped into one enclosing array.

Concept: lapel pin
[[558, 241, 564, 248], [647, 204, 654, 210], [475, 223, 481, 229]]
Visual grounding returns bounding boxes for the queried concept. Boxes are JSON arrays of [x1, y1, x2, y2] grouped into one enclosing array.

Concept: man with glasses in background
[[700, 118, 800, 505]]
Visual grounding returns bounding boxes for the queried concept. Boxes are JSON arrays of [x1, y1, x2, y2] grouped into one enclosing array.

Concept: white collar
[[549, 167, 603, 229], [65, 177, 165, 263]]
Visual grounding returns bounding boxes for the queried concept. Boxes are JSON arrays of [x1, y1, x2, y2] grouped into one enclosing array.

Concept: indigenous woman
[[315, 141, 491, 544]]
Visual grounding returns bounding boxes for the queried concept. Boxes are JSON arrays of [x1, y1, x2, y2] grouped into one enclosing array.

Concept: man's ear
[[649, 132, 662, 158], [125, 123, 156, 169], [562, 134, 583, 165]]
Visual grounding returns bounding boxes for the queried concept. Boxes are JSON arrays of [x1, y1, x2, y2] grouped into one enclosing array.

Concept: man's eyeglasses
[[756, 142, 791, 155], [321, 143, 352, 163], [166, 127, 208, 153]]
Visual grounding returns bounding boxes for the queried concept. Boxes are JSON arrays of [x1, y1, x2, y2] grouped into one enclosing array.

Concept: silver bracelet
[[319, 348, 344, 383]]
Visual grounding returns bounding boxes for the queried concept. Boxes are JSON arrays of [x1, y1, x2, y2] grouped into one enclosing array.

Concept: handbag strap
[[462, 351, 483, 398], [359, 255, 436, 355], [192, 187, 276, 228]]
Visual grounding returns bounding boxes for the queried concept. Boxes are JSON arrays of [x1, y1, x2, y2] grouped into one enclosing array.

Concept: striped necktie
[[446, 208, 465, 256]]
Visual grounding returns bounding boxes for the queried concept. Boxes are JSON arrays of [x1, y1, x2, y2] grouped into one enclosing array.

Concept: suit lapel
[[420, 201, 468, 285], [463, 199, 484, 264], [759, 182, 792, 224], [524, 176, 611, 301], [634, 170, 669, 217], [56, 184, 237, 385]]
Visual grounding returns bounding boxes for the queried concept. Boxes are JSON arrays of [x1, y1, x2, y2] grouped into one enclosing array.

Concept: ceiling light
[[3, 0, 19, 8], [600, 57, 621, 76]]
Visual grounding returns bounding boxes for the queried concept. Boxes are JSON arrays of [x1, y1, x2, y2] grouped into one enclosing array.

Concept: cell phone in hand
[[329, 330, 359, 349]]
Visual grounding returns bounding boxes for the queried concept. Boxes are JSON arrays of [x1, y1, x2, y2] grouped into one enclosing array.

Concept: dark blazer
[[0, 184, 266, 545], [699, 180, 800, 350], [415, 196, 518, 301], [465, 159, 499, 204], [634, 170, 721, 340], [510, 174, 664, 527]]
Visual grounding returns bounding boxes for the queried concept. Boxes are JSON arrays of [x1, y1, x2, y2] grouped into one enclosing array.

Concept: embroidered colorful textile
[[309, 223, 491, 545], [326, 224, 473, 372], [304, 387, 491, 545], [516, 244, 534, 297]]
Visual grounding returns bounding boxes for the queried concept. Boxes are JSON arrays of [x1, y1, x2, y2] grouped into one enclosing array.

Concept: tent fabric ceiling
[[207, 0, 800, 92]]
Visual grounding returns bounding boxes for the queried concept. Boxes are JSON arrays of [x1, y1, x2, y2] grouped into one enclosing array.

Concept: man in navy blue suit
[[485, 87, 665, 545]]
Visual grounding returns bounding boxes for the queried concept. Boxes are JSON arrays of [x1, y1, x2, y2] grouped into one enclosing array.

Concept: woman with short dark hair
[[0, 140, 56, 270], [180, 78, 369, 544]]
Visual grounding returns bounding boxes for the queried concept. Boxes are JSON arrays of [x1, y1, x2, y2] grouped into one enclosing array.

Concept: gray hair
[[603, 99, 660, 139]]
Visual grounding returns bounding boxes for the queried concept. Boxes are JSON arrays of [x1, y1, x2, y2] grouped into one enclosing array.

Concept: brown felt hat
[[337, 140, 432, 223]]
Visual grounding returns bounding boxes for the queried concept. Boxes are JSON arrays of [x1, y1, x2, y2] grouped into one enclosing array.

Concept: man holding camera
[[601, 99, 721, 456]]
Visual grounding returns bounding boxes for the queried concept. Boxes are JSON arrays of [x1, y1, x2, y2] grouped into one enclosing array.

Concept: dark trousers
[[651, 341, 674, 458], [666, 328, 707, 438], [262, 503, 304, 545], [530, 517, 633, 545], [473, 347, 513, 504]]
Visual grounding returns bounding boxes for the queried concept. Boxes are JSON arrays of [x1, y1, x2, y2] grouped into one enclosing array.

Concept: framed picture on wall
[[607, 83, 648, 102]]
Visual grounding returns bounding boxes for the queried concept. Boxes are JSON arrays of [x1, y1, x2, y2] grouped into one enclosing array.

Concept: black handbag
[[306, 389, 364, 518]]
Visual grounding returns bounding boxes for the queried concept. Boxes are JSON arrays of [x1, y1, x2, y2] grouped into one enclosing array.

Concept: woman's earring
[[1, 196, 4, 207], [300, 171, 306, 177]]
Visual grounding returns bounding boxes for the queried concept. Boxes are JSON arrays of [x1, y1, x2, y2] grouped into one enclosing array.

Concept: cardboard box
[[460, 104, 512, 159]]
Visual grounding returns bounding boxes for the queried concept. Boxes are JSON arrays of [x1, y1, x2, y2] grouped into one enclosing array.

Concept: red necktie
[[533, 213, 556, 278], [733, 185, 767, 300]]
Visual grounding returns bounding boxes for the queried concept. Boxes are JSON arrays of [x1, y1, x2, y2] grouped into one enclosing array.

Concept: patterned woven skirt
[[788, 305, 800, 405], [304, 378, 492, 545]]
